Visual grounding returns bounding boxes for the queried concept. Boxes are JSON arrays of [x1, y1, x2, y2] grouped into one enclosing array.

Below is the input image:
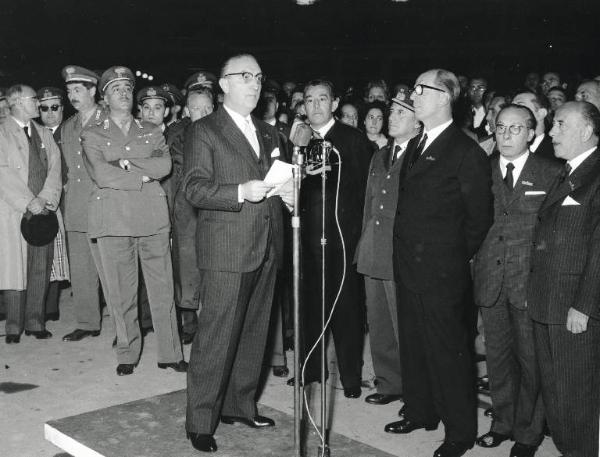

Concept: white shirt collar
[[423, 119, 453, 151], [530, 133, 545, 153], [223, 104, 255, 133], [499, 151, 529, 182], [11, 116, 31, 130], [568, 146, 597, 174], [311, 117, 335, 138]]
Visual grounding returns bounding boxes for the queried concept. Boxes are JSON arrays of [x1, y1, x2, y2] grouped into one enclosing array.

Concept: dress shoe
[[141, 326, 154, 337], [484, 407, 494, 418], [62, 329, 101, 342], [0, 313, 6, 321], [384, 418, 438, 434], [510, 442, 537, 457], [221, 415, 275, 428], [116, 363, 135, 376], [181, 330, 195, 345], [187, 432, 217, 453], [287, 377, 312, 387], [365, 393, 401, 405], [24, 329, 52, 339], [476, 431, 511, 448], [5, 334, 20, 344], [433, 441, 473, 457], [344, 386, 361, 398], [157, 360, 188, 372], [272, 365, 289, 377], [45, 312, 59, 321]]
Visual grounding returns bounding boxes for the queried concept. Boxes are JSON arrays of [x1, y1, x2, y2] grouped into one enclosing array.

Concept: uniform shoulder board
[[135, 119, 143, 129], [103, 119, 110, 129]]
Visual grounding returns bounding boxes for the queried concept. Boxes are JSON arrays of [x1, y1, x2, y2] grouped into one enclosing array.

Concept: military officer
[[81, 66, 185, 375]]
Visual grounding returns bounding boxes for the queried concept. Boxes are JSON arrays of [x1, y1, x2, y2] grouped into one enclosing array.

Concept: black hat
[[21, 212, 58, 247]]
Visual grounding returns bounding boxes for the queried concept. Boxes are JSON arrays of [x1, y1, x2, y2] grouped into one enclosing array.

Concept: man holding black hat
[[81, 66, 185, 375], [355, 95, 421, 407], [0, 84, 62, 343], [60, 65, 109, 343]]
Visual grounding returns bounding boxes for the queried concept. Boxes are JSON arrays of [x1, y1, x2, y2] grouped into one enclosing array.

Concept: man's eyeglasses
[[469, 85, 487, 92], [412, 84, 446, 96], [224, 72, 265, 84], [40, 104, 61, 112], [496, 124, 526, 135]]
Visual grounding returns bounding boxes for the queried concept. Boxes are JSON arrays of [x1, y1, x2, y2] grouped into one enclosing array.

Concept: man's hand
[[277, 178, 294, 208], [27, 197, 46, 215], [240, 180, 273, 203], [566, 307, 589, 334]]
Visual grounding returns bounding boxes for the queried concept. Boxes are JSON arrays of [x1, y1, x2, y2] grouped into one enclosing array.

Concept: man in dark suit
[[473, 105, 561, 457], [355, 96, 421, 406], [385, 69, 493, 457], [512, 91, 557, 161], [296, 79, 371, 398], [182, 54, 292, 453], [528, 101, 600, 457]]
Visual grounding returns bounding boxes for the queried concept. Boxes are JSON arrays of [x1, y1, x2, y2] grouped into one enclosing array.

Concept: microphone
[[306, 141, 332, 175], [290, 122, 312, 147]]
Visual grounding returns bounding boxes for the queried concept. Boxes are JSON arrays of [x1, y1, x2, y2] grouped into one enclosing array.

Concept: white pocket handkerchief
[[524, 191, 546, 195], [270, 147, 281, 158], [562, 195, 580, 206]]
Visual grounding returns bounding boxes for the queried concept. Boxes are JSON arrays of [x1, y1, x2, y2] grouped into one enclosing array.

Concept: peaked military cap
[[136, 86, 171, 105], [99, 66, 135, 94], [62, 65, 100, 85], [37, 87, 65, 103], [391, 95, 415, 112], [160, 83, 184, 106], [0, 87, 6, 102], [184, 71, 217, 92]]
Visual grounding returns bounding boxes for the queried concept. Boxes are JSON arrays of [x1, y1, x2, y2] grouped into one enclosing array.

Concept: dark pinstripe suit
[[528, 148, 600, 457], [182, 107, 284, 435]]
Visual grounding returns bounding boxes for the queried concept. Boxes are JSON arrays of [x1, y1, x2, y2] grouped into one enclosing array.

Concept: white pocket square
[[524, 191, 546, 195], [562, 195, 580, 206], [270, 147, 281, 158]]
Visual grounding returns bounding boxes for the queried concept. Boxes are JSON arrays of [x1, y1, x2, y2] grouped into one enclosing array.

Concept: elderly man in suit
[[512, 92, 558, 161], [355, 96, 421, 406], [528, 101, 600, 457], [0, 84, 62, 343], [81, 66, 185, 376], [385, 69, 493, 457], [473, 105, 562, 457], [182, 54, 292, 453]]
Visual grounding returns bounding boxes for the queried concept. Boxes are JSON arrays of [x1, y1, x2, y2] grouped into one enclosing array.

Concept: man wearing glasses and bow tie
[[386, 69, 493, 457], [182, 54, 293, 453]]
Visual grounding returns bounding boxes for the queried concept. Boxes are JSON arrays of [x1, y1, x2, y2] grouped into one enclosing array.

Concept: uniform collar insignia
[[147, 88, 156, 97], [115, 67, 127, 78], [135, 119, 143, 129]]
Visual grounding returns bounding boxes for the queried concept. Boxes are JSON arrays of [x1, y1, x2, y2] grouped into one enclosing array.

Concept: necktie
[[504, 162, 515, 190], [559, 163, 572, 183], [244, 119, 260, 157], [392, 144, 402, 165], [407, 133, 428, 169], [23, 125, 30, 140]]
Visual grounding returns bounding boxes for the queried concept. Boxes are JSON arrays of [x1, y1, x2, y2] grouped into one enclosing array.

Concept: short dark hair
[[360, 100, 388, 133], [497, 103, 538, 131], [303, 79, 336, 99], [579, 101, 600, 137], [365, 79, 389, 100], [220, 53, 258, 78]]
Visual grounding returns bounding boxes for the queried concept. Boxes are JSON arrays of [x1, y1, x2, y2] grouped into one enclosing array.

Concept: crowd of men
[[0, 56, 599, 457]]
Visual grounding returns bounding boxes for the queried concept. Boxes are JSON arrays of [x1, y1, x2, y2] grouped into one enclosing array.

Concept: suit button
[[382, 189, 387, 194], [497, 259, 502, 265], [77, 165, 81, 169], [96, 196, 100, 200], [498, 236, 503, 241], [503, 211, 508, 216], [375, 220, 380, 225], [386, 175, 391, 179], [530, 268, 534, 273], [264, 215, 269, 220], [77, 151, 81, 155], [77, 178, 81, 182], [379, 204, 384, 209], [125, 146, 131, 151]]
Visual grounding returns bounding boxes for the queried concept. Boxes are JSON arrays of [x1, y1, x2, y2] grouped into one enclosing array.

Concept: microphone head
[[291, 122, 312, 147]]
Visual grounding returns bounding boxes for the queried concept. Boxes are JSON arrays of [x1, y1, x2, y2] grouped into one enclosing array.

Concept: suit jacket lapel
[[218, 108, 263, 173], [407, 123, 455, 177], [491, 157, 510, 208], [506, 155, 535, 206]]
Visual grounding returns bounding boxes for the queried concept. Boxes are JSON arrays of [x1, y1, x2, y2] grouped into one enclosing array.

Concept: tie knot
[[565, 163, 572, 175], [394, 144, 401, 155], [23, 126, 29, 137], [506, 162, 515, 171]]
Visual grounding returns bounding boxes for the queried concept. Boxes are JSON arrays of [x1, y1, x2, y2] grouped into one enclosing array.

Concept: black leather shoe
[[510, 442, 537, 457], [141, 326, 154, 337], [221, 415, 275, 428], [484, 407, 494, 418], [433, 441, 473, 457], [5, 334, 20, 344], [398, 404, 406, 417], [476, 431, 511, 448], [187, 432, 217, 452], [181, 330, 195, 345], [24, 329, 52, 339], [46, 312, 59, 321], [365, 393, 401, 405], [384, 418, 438, 434], [62, 329, 101, 342], [272, 365, 289, 377], [344, 386, 361, 398], [116, 363, 135, 376], [157, 360, 188, 372]]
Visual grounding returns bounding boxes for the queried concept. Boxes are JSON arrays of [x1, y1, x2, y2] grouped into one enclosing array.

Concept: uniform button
[[264, 215, 270, 220], [386, 175, 391, 179], [96, 196, 100, 200], [77, 151, 81, 155], [17, 165, 21, 169], [382, 189, 387, 194], [76, 178, 81, 182], [125, 146, 131, 151], [503, 211, 508, 216], [496, 259, 502, 265], [379, 204, 384, 209], [106, 142, 111, 146], [77, 165, 81, 169], [145, 140, 149, 144], [375, 220, 380, 225], [498, 236, 503, 241]]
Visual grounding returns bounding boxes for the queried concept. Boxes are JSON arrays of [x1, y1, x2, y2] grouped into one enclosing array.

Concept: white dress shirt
[[422, 118, 453, 152], [499, 151, 529, 183], [568, 147, 597, 174]]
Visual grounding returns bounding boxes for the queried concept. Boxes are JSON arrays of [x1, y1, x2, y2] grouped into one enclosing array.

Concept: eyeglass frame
[[223, 72, 266, 84], [495, 123, 528, 136], [412, 84, 447, 96], [39, 104, 62, 112]]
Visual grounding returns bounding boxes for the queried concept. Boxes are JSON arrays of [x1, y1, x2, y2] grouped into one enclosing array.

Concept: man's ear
[[164, 107, 170, 119], [331, 97, 339, 113], [219, 78, 229, 94]]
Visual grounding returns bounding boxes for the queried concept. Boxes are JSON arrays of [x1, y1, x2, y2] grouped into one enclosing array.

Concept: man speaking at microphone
[[182, 54, 293, 453]]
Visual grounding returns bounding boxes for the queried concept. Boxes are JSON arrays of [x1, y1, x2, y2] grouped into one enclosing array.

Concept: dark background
[[1, 0, 599, 92]]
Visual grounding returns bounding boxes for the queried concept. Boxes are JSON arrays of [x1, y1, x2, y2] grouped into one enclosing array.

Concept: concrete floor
[[0, 287, 560, 457]]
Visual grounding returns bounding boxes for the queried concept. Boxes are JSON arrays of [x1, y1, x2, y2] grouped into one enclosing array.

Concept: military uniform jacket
[[60, 107, 106, 232], [81, 117, 171, 238], [473, 153, 561, 309], [528, 149, 600, 323], [356, 141, 403, 280]]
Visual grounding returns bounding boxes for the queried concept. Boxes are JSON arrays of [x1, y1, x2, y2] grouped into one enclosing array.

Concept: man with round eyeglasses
[[473, 104, 561, 457]]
